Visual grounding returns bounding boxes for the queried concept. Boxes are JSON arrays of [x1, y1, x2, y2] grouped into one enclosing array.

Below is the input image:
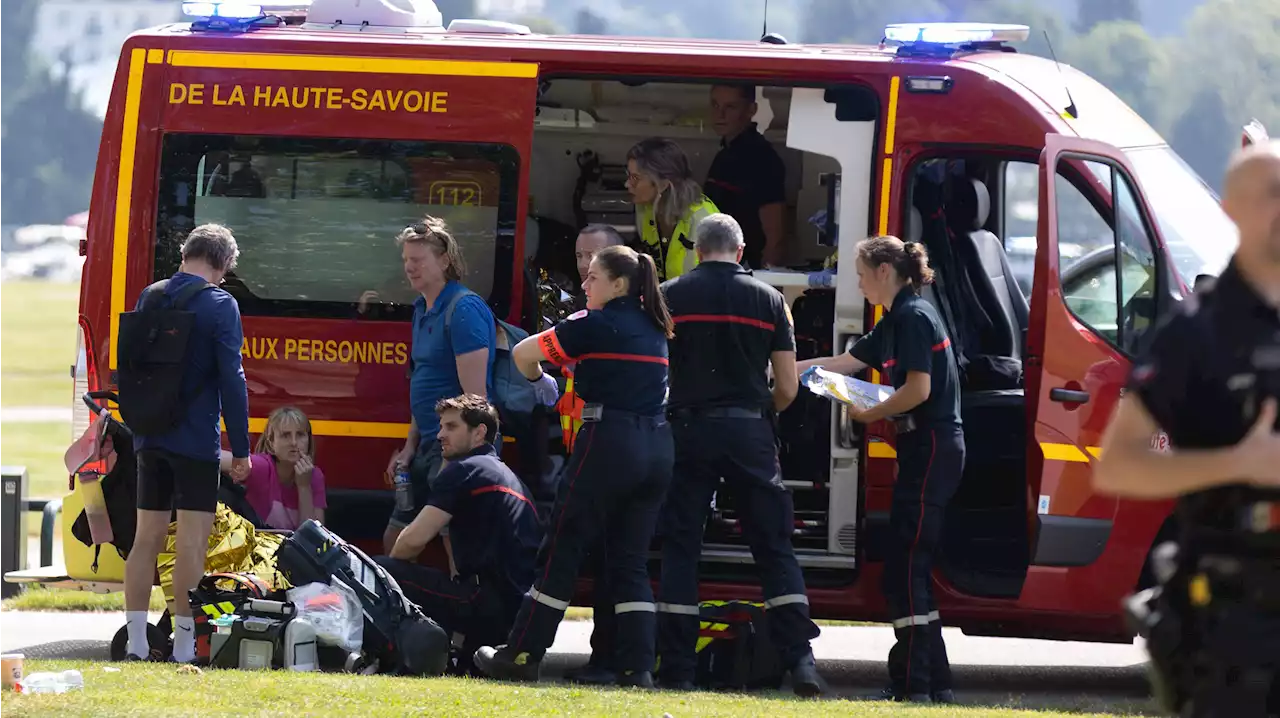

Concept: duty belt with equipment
[[667, 407, 764, 420]]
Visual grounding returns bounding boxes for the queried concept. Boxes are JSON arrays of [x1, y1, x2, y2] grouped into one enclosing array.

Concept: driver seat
[[949, 178, 1029, 359]]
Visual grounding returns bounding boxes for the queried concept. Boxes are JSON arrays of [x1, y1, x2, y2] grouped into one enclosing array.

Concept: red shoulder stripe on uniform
[[577, 352, 669, 365], [932, 338, 951, 352], [673, 314, 774, 331], [470, 484, 534, 507]]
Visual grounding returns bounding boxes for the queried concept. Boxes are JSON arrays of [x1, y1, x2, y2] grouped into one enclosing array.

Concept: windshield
[[1123, 146, 1237, 286]]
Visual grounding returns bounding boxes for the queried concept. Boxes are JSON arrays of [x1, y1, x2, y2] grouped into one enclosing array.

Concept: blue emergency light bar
[[182, 0, 312, 30], [182, 2, 264, 19], [884, 22, 1030, 45]]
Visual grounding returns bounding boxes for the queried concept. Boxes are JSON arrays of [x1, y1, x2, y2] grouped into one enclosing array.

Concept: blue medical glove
[[530, 372, 560, 407]]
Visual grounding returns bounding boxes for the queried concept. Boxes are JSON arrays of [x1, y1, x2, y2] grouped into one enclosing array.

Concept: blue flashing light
[[182, 2, 265, 20], [884, 23, 1030, 45]]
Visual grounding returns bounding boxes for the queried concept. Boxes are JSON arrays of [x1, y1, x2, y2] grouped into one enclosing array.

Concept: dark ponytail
[[594, 246, 675, 338], [856, 235, 935, 292]]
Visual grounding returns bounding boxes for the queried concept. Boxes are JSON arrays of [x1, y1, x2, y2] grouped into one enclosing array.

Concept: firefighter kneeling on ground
[[377, 395, 543, 674], [1095, 140, 1280, 717]]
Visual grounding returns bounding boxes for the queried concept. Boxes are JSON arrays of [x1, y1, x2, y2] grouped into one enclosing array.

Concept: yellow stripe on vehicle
[[883, 76, 901, 155], [867, 441, 897, 459], [166, 50, 539, 79], [108, 48, 148, 370], [867, 77, 900, 389], [866, 442, 1102, 463]]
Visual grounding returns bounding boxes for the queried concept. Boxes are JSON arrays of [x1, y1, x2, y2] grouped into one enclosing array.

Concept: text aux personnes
[[167, 83, 449, 113]]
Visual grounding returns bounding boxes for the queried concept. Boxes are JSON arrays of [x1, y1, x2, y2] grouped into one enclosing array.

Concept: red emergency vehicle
[[71, 2, 1239, 644]]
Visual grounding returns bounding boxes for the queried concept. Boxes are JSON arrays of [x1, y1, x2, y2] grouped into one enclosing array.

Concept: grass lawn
[[1, 586, 167, 613], [0, 660, 1130, 718], [1, 280, 80, 407], [2, 420, 72, 500], [1, 280, 80, 502]]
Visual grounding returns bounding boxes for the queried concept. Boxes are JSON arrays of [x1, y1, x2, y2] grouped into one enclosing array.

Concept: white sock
[[172, 615, 196, 663], [126, 611, 150, 658]]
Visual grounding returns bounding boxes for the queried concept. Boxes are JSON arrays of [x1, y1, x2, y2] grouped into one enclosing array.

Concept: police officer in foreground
[[1095, 141, 1280, 717], [657, 213, 824, 696], [798, 235, 963, 703], [475, 245, 675, 687]]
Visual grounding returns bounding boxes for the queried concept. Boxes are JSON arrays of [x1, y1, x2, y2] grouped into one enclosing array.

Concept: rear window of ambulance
[[153, 135, 520, 320]]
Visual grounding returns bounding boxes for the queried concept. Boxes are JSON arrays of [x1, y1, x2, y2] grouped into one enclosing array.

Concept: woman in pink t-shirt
[[220, 406, 326, 530]]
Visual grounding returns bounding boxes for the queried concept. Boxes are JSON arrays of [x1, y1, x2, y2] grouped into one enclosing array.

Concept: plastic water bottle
[[393, 465, 413, 514], [18, 670, 83, 694]]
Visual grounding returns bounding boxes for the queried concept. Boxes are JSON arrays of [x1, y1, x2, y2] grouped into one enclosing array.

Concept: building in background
[[31, 0, 178, 117]]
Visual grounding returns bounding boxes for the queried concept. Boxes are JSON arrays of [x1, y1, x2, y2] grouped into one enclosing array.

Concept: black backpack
[[116, 279, 215, 435]]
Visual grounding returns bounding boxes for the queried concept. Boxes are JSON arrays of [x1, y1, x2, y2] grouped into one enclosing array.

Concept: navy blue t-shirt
[[426, 444, 541, 599], [849, 286, 961, 427], [535, 296, 669, 416], [133, 272, 250, 461]]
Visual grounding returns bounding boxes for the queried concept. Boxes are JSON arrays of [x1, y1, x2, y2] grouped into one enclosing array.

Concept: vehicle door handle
[[1050, 388, 1090, 404]]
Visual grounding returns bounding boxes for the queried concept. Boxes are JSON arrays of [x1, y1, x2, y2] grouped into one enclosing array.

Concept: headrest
[[971, 179, 991, 228], [906, 207, 923, 243], [945, 177, 992, 231]]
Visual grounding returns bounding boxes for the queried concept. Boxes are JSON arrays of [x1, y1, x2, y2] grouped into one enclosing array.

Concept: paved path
[[0, 610, 1157, 713]]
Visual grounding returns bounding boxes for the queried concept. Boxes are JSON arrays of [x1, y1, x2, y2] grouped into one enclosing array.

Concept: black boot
[[564, 661, 617, 685], [876, 686, 932, 703], [617, 670, 655, 689], [473, 645, 542, 682], [788, 650, 825, 698], [932, 689, 957, 704]]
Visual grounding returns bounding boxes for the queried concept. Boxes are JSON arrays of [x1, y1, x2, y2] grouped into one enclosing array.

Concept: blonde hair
[[255, 406, 315, 482], [627, 138, 703, 230], [396, 215, 467, 282]]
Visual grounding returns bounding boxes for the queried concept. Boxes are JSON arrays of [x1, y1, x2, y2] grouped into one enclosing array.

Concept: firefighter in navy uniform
[[1095, 142, 1280, 718], [798, 235, 963, 704], [474, 245, 675, 687], [656, 213, 824, 696]]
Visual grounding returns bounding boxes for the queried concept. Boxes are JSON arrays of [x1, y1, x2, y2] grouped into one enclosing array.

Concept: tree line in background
[[4, 0, 1277, 225], [2, 0, 107, 227]]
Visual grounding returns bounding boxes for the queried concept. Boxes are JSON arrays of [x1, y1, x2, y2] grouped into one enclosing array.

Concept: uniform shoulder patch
[[565, 309, 589, 322]]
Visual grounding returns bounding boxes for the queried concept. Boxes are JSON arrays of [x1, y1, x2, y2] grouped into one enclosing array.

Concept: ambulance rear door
[[129, 43, 539, 528], [1026, 133, 1171, 579]]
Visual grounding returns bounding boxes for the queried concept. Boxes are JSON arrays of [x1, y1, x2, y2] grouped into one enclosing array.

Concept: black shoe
[[564, 663, 617, 685], [657, 678, 696, 691], [876, 687, 932, 703], [932, 689, 957, 704], [788, 651, 825, 698], [123, 647, 167, 663], [473, 645, 542, 682], [617, 670, 655, 689]]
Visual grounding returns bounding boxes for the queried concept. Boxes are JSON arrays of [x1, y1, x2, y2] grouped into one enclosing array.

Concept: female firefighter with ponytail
[[475, 245, 675, 688], [797, 235, 964, 703]]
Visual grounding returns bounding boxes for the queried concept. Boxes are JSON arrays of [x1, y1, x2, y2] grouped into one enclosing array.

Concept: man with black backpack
[[118, 223, 251, 663]]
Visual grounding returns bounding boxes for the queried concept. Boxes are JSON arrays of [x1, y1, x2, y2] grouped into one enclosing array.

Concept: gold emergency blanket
[[156, 503, 290, 604]]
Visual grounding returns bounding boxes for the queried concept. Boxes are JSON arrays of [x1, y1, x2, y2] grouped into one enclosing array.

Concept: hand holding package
[[800, 366, 891, 411]]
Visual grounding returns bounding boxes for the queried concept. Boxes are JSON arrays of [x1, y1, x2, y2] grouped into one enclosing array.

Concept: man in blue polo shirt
[[383, 216, 497, 553]]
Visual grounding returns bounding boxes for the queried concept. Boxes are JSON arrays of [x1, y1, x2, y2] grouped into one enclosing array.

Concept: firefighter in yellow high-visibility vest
[[626, 137, 719, 281], [556, 224, 626, 684]]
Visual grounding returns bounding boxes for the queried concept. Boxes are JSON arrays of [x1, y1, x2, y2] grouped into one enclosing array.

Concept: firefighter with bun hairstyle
[[475, 245, 675, 688], [798, 235, 964, 703]]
